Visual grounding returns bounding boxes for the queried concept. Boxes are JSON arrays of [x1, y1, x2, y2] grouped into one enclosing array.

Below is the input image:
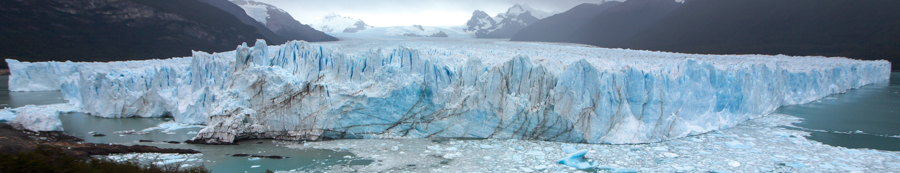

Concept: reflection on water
[[0, 76, 66, 108], [776, 72, 900, 151]]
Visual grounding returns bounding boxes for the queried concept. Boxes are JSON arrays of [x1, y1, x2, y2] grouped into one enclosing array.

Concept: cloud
[[252, 0, 609, 26]]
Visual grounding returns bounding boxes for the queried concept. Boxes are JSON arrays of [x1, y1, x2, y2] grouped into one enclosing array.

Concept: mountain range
[[0, 0, 334, 69], [465, 4, 552, 38], [312, 13, 374, 33], [197, 0, 287, 44], [511, 2, 622, 43], [357, 25, 451, 38], [512, 0, 900, 70], [227, 0, 336, 42], [0, 0, 271, 69]]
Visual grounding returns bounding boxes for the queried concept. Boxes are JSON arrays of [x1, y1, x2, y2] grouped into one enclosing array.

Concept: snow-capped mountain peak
[[227, 0, 336, 43], [502, 4, 552, 19], [505, 4, 529, 18], [466, 4, 553, 38], [230, 0, 272, 24], [313, 13, 373, 33], [465, 10, 496, 32], [322, 13, 343, 20]]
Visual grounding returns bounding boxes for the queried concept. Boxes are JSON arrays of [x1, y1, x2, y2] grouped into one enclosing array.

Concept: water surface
[[57, 111, 372, 172], [0, 76, 66, 108], [1, 75, 371, 172], [776, 72, 900, 151]]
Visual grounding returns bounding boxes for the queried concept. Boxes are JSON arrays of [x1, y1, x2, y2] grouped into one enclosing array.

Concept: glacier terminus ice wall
[[6, 40, 891, 144]]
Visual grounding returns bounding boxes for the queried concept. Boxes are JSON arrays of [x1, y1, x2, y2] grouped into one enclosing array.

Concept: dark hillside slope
[[264, 8, 339, 42], [228, 0, 337, 42], [478, 11, 540, 38], [198, 0, 287, 44], [0, 0, 270, 69], [571, 0, 680, 47], [511, 2, 621, 42], [626, 0, 900, 70], [512, 0, 899, 70]]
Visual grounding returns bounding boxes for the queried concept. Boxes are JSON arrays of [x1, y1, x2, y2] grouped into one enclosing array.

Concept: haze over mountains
[[513, 0, 900, 70], [0, 0, 333, 69], [312, 13, 374, 33], [309, 3, 554, 39]]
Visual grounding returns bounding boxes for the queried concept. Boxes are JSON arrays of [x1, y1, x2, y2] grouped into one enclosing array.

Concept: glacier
[[5, 39, 891, 144]]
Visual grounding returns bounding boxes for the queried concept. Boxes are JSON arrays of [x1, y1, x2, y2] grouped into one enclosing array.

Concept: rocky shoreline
[[0, 123, 199, 160]]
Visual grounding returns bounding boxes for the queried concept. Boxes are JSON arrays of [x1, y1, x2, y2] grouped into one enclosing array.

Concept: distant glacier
[[6, 40, 891, 144]]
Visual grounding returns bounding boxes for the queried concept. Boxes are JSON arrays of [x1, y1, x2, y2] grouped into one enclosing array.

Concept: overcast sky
[[252, 0, 614, 27]]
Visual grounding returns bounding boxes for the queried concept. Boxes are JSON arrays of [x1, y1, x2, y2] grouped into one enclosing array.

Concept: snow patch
[[236, 3, 269, 24]]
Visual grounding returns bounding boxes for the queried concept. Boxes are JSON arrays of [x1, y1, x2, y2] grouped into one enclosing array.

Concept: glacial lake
[[1, 72, 898, 171], [0, 75, 373, 172], [775, 72, 900, 151]]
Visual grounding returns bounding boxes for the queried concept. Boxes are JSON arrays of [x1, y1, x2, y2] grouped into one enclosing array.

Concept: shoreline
[[287, 114, 900, 172], [0, 123, 199, 160]]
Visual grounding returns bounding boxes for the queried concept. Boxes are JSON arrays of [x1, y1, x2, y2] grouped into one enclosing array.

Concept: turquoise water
[[775, 72, 900, 151], [60, 113, 372, 172], [57, 112, 372, 172], [0, 75, 372, 172], [0, 76, 66, 108]]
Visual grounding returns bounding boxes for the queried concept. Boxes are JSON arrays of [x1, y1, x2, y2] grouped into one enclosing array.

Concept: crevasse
[[6, 40, 891, 144]]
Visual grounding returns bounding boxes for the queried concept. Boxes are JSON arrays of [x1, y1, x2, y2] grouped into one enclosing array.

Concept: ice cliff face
[[6, 40, 890, 144]]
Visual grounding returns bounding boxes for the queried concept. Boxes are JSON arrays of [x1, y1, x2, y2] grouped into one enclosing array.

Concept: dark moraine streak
[[0, 123, 198, 160]]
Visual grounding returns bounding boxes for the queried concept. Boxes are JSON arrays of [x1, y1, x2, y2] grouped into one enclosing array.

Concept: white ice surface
[[5, 39, 891, 144], [141, 121, 206, 133], [284, 114, 900, 172], [0, 110, 15, 122], [103, 153, 205, 167], [4, 103, 80, 131]]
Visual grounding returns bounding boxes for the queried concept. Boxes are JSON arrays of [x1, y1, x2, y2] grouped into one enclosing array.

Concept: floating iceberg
[[105, 153, 204, 166], [558, 150, 592, 169], [6, 39, 891, 144], [142, 121, 207, 133], [1, 103, 80, 131]]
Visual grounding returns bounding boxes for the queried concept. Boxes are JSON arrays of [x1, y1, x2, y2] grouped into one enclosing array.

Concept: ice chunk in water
[[557, 150, 592, 169]]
